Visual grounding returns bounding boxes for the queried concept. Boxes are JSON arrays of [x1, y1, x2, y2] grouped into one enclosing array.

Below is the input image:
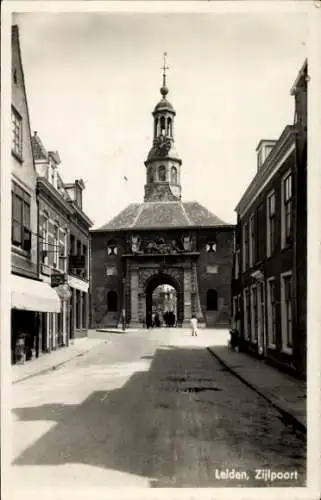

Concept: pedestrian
[[154, 312, 160, 328], [190, 315, 198, 337]]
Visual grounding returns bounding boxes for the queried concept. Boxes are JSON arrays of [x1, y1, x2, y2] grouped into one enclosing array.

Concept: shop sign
[[69, 255, 86, 269], [51, 273, 67, 288]]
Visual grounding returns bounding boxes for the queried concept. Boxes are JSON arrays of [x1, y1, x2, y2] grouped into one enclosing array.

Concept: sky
[[14, 10, 308, 228]]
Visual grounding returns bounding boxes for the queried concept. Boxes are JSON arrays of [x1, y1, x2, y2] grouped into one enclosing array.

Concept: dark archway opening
[[145, 273, 181, 328]]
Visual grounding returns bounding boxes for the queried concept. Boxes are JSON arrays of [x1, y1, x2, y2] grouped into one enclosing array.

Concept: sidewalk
[[207, 344, 307, 433], [12, 337, 106, 384]]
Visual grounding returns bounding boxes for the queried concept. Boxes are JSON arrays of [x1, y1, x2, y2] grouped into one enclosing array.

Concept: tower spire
[[160, 52, 169, 98]]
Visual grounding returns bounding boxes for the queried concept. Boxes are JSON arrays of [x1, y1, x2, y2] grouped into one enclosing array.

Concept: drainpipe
[[36, 189, 40, 279]]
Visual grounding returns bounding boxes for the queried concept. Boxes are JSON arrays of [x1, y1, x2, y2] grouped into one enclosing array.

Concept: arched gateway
[[90, 56, 234, 329], [126, 262, 198, 328], [145, 272, 183, 326]]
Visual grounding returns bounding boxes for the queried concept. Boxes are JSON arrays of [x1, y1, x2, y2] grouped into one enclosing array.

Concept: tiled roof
[[31, 133, 47, 160], [95, 201, 229, 231]]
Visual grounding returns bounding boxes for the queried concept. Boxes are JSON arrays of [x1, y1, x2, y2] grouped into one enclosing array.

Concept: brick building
[[65, 180, 92, 339], [10, 26, 61, 363], [91, 64, 234, 329], [32, 132, 93, 347], [231, 60, 307, 378]]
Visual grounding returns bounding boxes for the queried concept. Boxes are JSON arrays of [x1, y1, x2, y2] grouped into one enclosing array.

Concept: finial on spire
[[160, 52, 169, 98]]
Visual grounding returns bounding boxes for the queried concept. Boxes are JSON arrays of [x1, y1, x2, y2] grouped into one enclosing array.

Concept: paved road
[[11, 328, 305, 491]]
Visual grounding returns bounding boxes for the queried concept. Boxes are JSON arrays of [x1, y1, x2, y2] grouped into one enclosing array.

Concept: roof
[[94, 201, 230, 231], [153, 98, 175, 114], [235, 125, 296, 217], [146, 143, 181, 162], [290, 59, 308, 96], [31, 132, 48, 160]]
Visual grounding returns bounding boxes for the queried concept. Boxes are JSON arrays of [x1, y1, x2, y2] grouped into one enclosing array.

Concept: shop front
[[68, 274, 89, 339], [11, 274, 61, 364]]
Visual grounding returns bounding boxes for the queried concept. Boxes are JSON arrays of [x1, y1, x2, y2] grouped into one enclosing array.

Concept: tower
[[144, 53, 182, 202]]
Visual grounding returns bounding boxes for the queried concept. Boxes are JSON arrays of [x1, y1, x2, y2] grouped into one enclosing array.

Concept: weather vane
[[161, 52, 169, 87]]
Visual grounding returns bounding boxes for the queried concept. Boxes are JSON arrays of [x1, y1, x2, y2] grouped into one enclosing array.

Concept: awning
[[11, 275, 61, 313]]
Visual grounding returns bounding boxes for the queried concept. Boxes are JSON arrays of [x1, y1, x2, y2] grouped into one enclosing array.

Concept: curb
[[207, 347, 306, 437], [12, 341, 107, 385]]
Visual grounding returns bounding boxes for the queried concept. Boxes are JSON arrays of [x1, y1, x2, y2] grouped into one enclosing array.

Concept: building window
[[251, 285, 258, 343], [76, 240, 82, 275], [59, 229, 67, 272], [232, 296, 241, 330], [242, 222, 249, 271], [76, 290, 80, 329], [51, 166, 55, 186], [159, 165, 166, 182], [249, 214, 256, 267], [281, 272, 293, 353], [160, 117, 166, 135], [243, 289, 250, 340], [82, 245, 87, 278], [232, 296, 238, 318], [107, 240, 118, 256], [282, 172, 293, 248], [171, 166, 177, 184], [206, 265, 218, 274], [53, 224, 59, 268], [106, 266, 117, 276], [205, 240, 216, 253], [256, 203, 265, 262], [107, 290, 118, 312], [41, 213, 49, 265], [267, 278, 277, 348], [12, 107, 23, 158], [267, 191, 276, 257], [258, 281, 265, 347], [11, 182, 31, 251], [70, 234, 75, 255], [82, 292, 87, 329], [206, 289, 217, 311], [234, 249, 240, 279]]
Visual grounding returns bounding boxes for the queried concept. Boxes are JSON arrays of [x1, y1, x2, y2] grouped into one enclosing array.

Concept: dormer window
[[256, 140, 276, 171]]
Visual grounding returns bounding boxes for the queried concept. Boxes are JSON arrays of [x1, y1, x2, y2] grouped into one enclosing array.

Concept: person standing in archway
[[190, 315, 198, 336]]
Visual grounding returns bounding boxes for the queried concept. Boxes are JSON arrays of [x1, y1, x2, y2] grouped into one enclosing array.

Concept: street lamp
[[122, 277, 126, 332]]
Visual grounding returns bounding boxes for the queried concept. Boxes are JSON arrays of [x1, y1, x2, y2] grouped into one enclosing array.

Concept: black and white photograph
[[1, 1, 320, 499]]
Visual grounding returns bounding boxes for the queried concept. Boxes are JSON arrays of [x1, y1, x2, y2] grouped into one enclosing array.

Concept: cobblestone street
[[11, 329, 306, 492]]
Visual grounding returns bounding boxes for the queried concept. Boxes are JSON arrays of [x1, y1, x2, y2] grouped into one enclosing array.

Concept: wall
[[197, 228, 234, 326], [232, 146, 306, 376], [91, 226, 234, 328], [90, 231, 126, 327], [11, 26, 38, 278]]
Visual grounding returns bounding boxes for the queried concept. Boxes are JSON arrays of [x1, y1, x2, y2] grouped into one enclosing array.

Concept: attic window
[[13, 69, 18, 84]]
